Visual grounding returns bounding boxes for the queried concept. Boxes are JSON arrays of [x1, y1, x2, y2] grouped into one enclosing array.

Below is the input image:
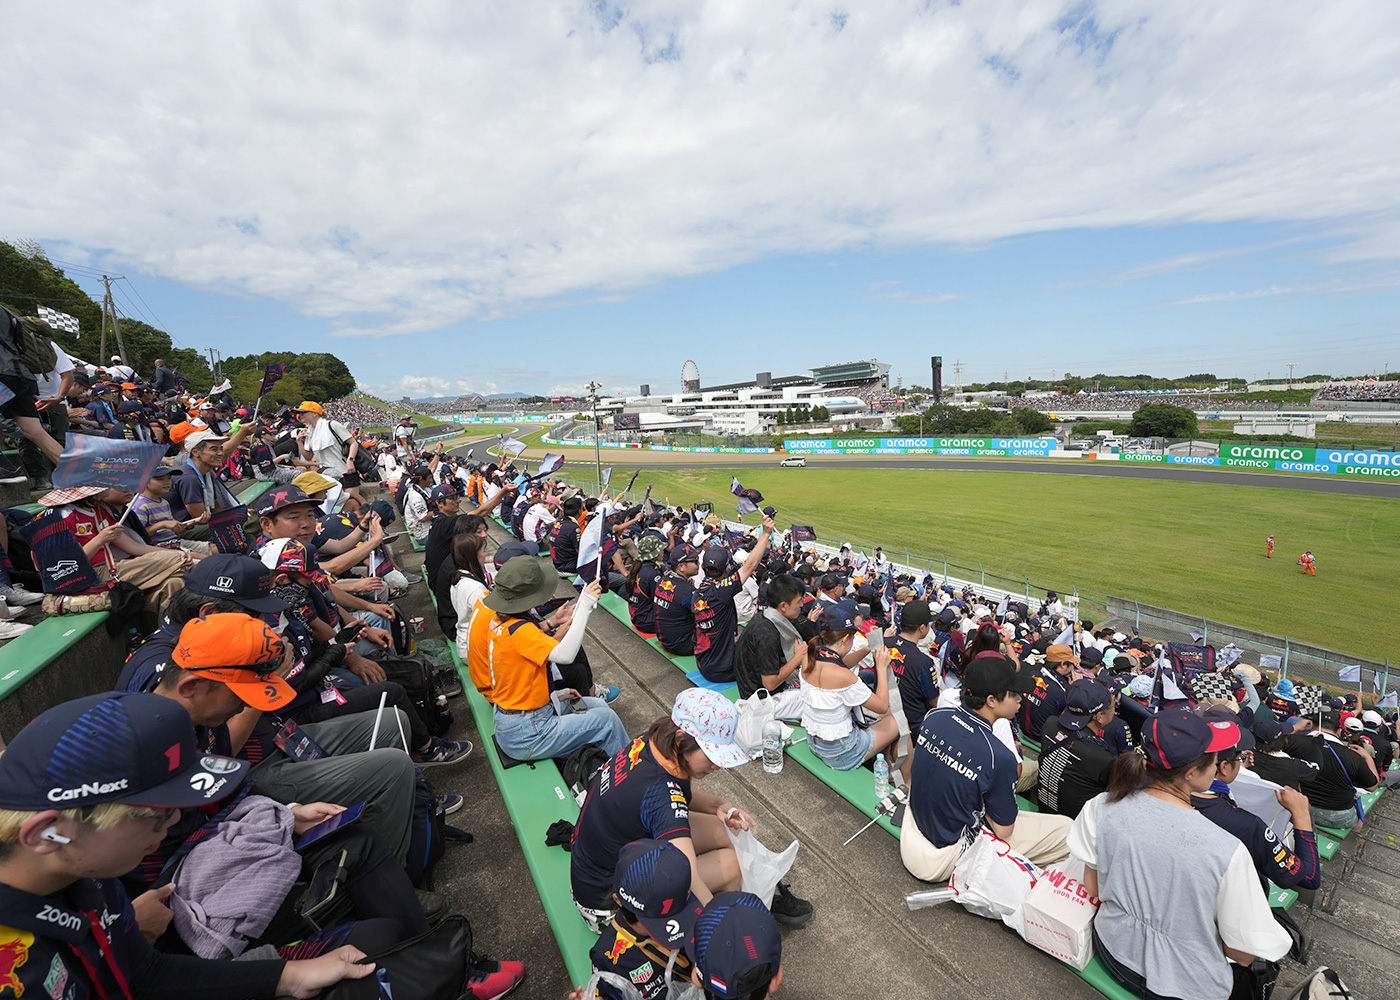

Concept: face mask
[[273, 581, 313, 623]]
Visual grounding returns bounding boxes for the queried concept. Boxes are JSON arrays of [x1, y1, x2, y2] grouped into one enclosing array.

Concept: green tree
[[1128, 404, 1199, 438], [1011, 407, 1054, 434]]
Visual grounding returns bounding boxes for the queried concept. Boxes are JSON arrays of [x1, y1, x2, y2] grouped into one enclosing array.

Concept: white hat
[[1363, 710, 1384, 726], [1343, 717, 1365, 732], [111, 355, 122, 362], [185, 429, 229, 451]]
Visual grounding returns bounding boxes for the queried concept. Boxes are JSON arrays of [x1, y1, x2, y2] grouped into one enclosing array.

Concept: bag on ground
[[1017, 857, 1100, 969], [1280, 967, 1350, 1000], [319, 914, 472, 1000], [949, 826, 1041, 928], [369, 652, 453, 736], [727, 828, 798, 909], [406, 770, 446, 887]]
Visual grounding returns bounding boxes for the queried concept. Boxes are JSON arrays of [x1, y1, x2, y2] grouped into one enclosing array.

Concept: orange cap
[[168, 421, 194, 445], [121, 382, 137, 390], [294, 401, 324, 416], [173, 615, 295, 711]]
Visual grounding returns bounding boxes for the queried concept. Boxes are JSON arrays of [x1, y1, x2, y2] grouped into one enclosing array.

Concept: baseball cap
[[408, 464, 434, 479], [259, 537, 314, 577], [1059, 679, 1112, 730], [1363, 710, 1385, 727], [1079, 647, 1104, 668], [686, 892, 782, 998], [1201, 706, 1255, 751], [819, 572, 844, 591], [184, 429, 228, 451], [428, 484, 458, 503], [612, 840, 702, 947], [364, 499, 396, 527], [256, 485, 318, 517], [819, 603, 856, 632], [1252, 717, 1288, 744], [120, 382, 137, 390], [492, 540, 538, 567], [148, 465, 182, 478], [964, 654, 1036, 698], [672, 688, 749, 768], [900, 600, 932, 630], [292, 471, 339, 496], [1046, 644, 1080, 665], [701, 546, 731, 575], [293, 401, 325, 415], [172, 615, 295, 711], [185, 554, 288, 613], [668, 546, 698, 568], [1343, 716, 1365, 732], [1141, 711, 1240, 770], [936, 607, 958, 626], [0, 692, 249, 811]]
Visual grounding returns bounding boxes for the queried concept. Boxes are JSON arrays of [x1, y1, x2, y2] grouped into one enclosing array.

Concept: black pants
[[550, 647, 595, 696], [295, 681, 429, 752]]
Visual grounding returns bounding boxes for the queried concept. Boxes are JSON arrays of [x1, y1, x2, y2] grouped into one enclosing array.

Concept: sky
[[3, 1, 1398, 398]]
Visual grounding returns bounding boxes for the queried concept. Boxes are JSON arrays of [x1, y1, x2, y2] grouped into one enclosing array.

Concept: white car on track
[[779, 456, 806, 467]]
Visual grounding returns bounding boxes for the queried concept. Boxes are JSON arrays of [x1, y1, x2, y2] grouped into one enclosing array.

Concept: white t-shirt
[[799, 680, 874, 741], [106, 363, 135, 381], [991, 717, 1024, 763], [450, 574, 488, 655], [522, 504, 556, 544], [35, 342, 75, 398]]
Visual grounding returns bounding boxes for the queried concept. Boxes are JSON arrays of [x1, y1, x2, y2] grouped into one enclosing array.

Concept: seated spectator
[[570, 689, 813, 933], [449, 531, 490, 657], [37, 484, 194, 615], [733, 573, 810, 700], [1036, 679, 1119, 818], [583, 839, 704, 1000], [0, 691, 375, 998], [694, 517, 773, 683], [168, 428, 253, 541], [1280, 706, 1379, 830], [1069, 712, 1291, 999], [796, 603, 898, 772], [889, 599, 938, 786], [686, 892, 783, 1000], [400, 463, 438, 541], [549, 495, 584, 576], [1263, 676, 1300, 720], [131, 465, 210, 553], [654, 547, 700, 656], [622, 534, 665, 638], [902, 654, 1071, 882], [1017, 641, 1074, 737], [1191, 711, 1321, 894], [483, 557, 627, 761], [1247, 716, 1318, 790]]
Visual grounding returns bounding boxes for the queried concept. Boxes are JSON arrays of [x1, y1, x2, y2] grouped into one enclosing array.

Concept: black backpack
[[1, 306, 59, 375], [321, 914, 473, 999], [370, 652, 453, 736], [406, 770, 447, 887], [561, 743, 611, 805]]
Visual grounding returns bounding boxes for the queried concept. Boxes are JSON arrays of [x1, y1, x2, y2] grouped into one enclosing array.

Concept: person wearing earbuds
[[0, 692, 374, 999]]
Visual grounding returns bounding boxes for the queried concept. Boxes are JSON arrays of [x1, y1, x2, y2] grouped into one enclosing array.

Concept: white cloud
[[865, 281, 962, 305], [3, 1, 1399, 337], [368, 374, 499, 399]]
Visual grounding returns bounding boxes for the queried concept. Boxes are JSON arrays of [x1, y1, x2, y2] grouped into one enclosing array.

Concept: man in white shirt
[[521, 493, 559, 546], [105, 355, 136, 381], [393, 416, 416, 461], [20, 340, 77, 489]]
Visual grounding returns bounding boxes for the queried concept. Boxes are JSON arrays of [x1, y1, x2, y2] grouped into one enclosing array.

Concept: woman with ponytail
[[1067, 711, 1290, 999]]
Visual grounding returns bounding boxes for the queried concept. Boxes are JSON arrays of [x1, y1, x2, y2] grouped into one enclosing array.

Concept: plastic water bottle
[[874, 753, 890, 801], [761, 718, 784, 774]]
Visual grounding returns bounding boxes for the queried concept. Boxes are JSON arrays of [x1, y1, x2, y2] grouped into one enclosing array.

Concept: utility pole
[[953, 359, 965, 394], [586, 380, 603, 494], [206, 349, 223, 380], [100, 275, 130, 366], [1287, 363, 1296, 387]]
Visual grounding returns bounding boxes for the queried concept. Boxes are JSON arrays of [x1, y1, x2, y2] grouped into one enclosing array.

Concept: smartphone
[[334, 622, 367, 644], [295, 802, 365, 850]]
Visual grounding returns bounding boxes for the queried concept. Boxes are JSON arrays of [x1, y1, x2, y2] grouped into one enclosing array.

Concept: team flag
[[1053, 623, 1073, 646], [1379, 691, 1398, 710], [20, 510, 104, 594], [1338, 664, 1362, 683], [208, 504, 252, 554], [577, 502, 613, 567], [499, 438, 528, 457], [623, 469, 640, 494], [602, 467, 613, 487], [210, 378, 232, 395], [995, 593, 1010, 621], [537, 453, 564, 477], [729, 476, 764, 506], [1374, 671, 1382, 694], [736, 496, 759, 516], [258, 363, 287, 397], [174, 375, 190, 392], [790, 525, 816, 542], [51, 435, 168, 492]]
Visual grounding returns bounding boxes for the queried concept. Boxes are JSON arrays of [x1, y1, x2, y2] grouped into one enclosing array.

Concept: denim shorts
[[810, 726, 873, 771]]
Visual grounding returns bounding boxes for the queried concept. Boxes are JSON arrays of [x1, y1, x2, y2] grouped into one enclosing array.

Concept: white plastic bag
[[1018, 857, 1100, 970], [948, 827, 1041, 928], [734, 690, 779, 759], [727, 827, 798, 909]]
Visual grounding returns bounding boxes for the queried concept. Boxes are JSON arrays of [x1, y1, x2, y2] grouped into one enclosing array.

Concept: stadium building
[[600, 360, 890, 435]]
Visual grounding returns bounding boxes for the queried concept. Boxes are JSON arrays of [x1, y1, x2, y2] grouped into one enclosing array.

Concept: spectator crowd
[[1313, 380, 1400, 403]]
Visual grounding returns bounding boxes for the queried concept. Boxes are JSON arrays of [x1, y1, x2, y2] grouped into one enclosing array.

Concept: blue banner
[[51, 436, 169, 492], [208, 504, 251, 555], [20, 509, 104, 594]]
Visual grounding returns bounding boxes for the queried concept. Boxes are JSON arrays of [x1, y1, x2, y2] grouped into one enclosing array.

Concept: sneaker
[[592, 683, 621, 704], [0, 458, 25, 485], [434, 669, 463, 699], [769, 883, 814, 928], [401, 572, 423, 585], [437, 793, 465, 815], [466, 953, 524, 1000], [0, 584, 44, 607], [413, 737, 473, 767], [0, 620, 34, 640]]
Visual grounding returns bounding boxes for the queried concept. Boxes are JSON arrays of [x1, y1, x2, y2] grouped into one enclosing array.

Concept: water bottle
[[761, 718, 784, 774], [874, 753, 890, 801]]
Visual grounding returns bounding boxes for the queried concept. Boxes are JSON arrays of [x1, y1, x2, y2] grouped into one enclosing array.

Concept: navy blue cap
[[1141, 710, 1240, 769], [148, 465, 183, 478], [1060, 679, 1112, 730], [428, 483, 458, 503], [820, 603, 855, 632], [408, 464, 433, 478], [1253, 716, 1288, 744], [819, 572, 844, 591], [701, 546, 731, 575], [1079, 647, 1104, 668], [612, 839, 703, 947], [0, 692, 248, 811], [364, 499, 397, 527], [255, 484, 317, 517], [686, 892, 782, 998], [1201, 706, 1255, 752], [668, 545, 698, 568], [185, 554, 288, 613], [964, 654, 1037, 698], [493, 540, 537, 567]]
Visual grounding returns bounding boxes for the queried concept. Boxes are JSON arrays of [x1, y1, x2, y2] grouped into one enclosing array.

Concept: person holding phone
[[795, 604, 899, 771]]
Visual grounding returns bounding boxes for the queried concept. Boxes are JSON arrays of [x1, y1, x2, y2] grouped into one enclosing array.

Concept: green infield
[[591, 466, 1399, 663]]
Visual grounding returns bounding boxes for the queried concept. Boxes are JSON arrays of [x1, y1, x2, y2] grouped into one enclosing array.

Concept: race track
[[446, 427, 1400, 498]]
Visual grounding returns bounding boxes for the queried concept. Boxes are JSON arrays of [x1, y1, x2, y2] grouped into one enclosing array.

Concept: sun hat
[[482, 556, 560, 614], [36, 485, 107, 506], [672, 688, 749, 768], [292, 471, 338, 496]]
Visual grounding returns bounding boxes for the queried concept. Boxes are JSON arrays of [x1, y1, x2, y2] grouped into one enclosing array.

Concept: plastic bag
[[949, 826, 1040, 928], [734, 689, 778, 758], [1018, 857, 1099, 969], [727, 827, 798, 909]]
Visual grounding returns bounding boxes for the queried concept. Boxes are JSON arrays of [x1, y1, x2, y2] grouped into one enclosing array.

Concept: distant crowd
[[1313, 380, 1400, 403], [1004, 391, 1290, 413]]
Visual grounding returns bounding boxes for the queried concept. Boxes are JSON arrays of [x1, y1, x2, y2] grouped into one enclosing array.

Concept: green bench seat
[[0, 613, 111, 700]]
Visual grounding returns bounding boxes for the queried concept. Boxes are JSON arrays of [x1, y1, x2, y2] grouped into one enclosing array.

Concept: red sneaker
[[466, 953, 524, 1000]]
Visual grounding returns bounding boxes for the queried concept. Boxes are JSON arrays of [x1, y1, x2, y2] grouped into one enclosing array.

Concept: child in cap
[[0, 692, 374, 999], [686, 892, 783, 999], [581, 839, 704, 1000], [132, 465, 211, 553]]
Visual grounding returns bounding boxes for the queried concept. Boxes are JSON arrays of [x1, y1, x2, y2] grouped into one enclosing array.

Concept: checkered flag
[[1294, 685, 1326, 716], [1189, 673, 1230, 702], [37, 305, 80, 335]]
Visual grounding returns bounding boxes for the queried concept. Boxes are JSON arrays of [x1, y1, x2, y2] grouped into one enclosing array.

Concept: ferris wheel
[[681, 359, 700, 392]]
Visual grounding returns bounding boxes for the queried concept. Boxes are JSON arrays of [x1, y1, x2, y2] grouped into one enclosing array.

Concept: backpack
[[320, 913, 472, 1000], [328, 421, 379, 479], [1280, 967, 1351, 1000], [1, 306, 59, 375], [406, 770, 447, 887], [561, 743, 611, 805], [369, 652, 453, 737]]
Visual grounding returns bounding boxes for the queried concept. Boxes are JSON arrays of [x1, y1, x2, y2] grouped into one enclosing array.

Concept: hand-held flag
[[1338, 665, 1362, 683], [602, 467, 613, 487], [258, 363, 286, 398], [19, 510, 104, 594], [52, 436, 169, 492]]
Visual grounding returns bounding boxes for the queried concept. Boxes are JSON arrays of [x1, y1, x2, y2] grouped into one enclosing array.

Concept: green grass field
[[588, 466, 1398, 663]]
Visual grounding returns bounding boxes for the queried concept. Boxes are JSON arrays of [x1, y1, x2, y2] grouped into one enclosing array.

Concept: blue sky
[[6, 2, 1399, 398]]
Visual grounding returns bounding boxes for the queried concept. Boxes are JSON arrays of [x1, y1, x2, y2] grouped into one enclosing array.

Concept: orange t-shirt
[[485, 609, 558, 711], [465, 595, 496, 699]]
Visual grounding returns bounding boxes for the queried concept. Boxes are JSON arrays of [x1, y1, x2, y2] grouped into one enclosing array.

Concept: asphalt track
[[446, 427, 1400, 499]]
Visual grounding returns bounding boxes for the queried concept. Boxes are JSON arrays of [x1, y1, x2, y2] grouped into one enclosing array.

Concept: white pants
[[900, 807, 1071, 882]]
